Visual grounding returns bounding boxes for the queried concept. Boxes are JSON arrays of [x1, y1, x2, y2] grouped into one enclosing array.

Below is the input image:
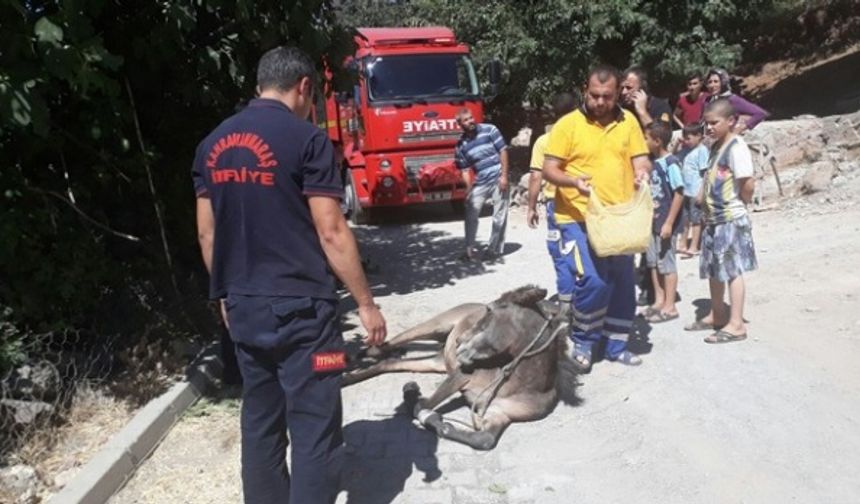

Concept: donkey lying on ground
[[344, 286, 579, 450]]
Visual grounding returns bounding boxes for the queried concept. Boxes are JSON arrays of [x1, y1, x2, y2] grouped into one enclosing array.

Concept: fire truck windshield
[[366, 54, 479, 103]]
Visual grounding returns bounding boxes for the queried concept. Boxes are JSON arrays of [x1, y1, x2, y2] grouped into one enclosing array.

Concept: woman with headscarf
[[705, 68, 770, 133]]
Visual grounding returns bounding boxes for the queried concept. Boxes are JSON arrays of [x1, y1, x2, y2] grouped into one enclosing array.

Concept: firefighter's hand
[[527, 207, 539, 228], [498, 175, 509, 193], [358, 303, 387, 347]]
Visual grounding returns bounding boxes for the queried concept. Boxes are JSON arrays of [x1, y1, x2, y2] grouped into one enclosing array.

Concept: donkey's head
[[455, 285, 548, 369]]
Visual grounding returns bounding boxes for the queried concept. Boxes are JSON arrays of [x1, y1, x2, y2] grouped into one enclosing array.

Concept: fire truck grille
[[399, 131, 462, 144], [402, 154, 454, 182]]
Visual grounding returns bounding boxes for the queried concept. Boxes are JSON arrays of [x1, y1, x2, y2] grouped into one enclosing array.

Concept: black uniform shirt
[[192, 98, 343, 300]]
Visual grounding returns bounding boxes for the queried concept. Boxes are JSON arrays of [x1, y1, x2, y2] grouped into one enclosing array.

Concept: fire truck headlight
[[379, 159, 391, 170], [381, 176, 395, 188]]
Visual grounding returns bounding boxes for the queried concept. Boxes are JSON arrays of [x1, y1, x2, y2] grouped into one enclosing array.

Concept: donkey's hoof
[[403, 381, 421, 402], [472, 431, 497, 451], [365, 345, 386, 359]]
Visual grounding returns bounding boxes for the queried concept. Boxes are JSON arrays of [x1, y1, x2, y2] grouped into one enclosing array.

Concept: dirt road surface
[[110, 183, 860, 504]]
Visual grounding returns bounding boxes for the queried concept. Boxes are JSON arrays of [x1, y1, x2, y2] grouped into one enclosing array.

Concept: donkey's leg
[[435, 411, 511, 451], [381, 304, 486, 348], [407, 373, 470, 435], [444, 392, 556, 451], [363, 303, 485, 361], [422, 371, 470, 410], [343, 354, 446, 386], [484, 391, 557, 423]]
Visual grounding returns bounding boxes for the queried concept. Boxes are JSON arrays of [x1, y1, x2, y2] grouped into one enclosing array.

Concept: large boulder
[[5, 361, 60, 401], [0, 399, 54, 425], [0, 465, 38, 497], [744, 109, 860, 199], [509, 126, 533, 148], [821, 115, 860, 151], [800, 161, 837, 194], [746, 117, 826, 169]]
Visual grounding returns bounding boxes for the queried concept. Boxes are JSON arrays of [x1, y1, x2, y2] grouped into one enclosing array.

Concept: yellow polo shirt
[[545, 108, 649, 224], [529, 130, 556, 199]]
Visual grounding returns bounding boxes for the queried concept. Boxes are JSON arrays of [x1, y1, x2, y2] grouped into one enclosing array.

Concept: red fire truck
[[316, 27, 500, 223]]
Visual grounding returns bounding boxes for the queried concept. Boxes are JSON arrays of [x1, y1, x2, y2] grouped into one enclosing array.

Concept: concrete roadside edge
[[48, 343, 223, 504]]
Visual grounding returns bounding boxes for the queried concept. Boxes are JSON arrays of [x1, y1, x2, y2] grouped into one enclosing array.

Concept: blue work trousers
[[225, 294, 345, 504], [558, 222, 636, 360], [545, 200, 574, 303]]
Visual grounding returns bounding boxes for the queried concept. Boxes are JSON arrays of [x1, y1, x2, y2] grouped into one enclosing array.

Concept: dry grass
[[5, 384, 133, 502], [110, 400, 243, 504]]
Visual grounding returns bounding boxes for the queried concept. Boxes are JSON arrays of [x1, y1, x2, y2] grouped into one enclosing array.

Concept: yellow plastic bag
[[585, 184, 653, 257]]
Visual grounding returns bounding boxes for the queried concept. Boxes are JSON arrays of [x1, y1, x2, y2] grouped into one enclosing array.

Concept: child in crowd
[[686, 98, 758, 343], [677, 123, 710, 257], [642, 121, 685, 323]]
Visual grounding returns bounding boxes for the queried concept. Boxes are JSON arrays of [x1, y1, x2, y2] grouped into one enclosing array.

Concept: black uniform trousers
[[225, 294, 345, 504]]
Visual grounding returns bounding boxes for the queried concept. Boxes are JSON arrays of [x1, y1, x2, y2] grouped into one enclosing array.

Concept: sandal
[[639, 306, 660, 318], [646, 311, 679, 323], [607, 350, 642, 366], [704, 330, 747, 344]]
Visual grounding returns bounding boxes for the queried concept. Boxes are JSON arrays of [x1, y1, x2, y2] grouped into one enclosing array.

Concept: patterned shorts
[[699, 215, 758, 282]]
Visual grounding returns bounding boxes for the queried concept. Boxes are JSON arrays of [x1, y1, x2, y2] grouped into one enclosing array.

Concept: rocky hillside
[[746, 109, 860, 205]]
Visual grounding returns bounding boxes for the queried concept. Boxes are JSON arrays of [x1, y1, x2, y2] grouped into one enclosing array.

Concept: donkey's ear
[[497, 285, 547, 307]]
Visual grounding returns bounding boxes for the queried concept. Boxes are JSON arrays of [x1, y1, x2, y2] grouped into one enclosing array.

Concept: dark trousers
[[225, 294, 345, 504]]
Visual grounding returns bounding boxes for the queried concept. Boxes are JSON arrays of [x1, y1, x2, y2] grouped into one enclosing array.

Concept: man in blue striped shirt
[[454, 109, 510, 261]]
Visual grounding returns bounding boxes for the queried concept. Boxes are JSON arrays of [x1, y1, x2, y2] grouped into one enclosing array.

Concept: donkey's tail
[[555, 339, 582, 406]]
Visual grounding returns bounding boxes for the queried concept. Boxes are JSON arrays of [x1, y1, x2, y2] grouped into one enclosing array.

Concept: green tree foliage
[[0, 0, 820, 371], [0, 0, 346, 365], [339, 0, 807, 107]]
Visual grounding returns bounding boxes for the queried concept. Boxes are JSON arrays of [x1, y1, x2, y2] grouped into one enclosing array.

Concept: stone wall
[[745, 109, 860, 200]]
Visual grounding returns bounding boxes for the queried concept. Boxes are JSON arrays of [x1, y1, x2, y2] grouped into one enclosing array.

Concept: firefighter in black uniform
[[193, 46, 387, 504]]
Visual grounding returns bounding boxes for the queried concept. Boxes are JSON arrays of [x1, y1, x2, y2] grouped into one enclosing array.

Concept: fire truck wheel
[[345, 172, 370, 225]]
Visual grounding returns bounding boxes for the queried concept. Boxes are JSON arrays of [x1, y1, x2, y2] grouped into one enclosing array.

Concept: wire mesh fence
[[1, 328, 116, 458], [0, 321, 117, 501], [0, 299, 203, 502]]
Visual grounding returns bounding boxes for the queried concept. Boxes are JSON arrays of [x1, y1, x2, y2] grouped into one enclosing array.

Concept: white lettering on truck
[[402, 119, 459, 134]]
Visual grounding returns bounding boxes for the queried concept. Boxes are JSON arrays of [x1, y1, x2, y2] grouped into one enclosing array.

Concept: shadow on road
[[339, 403, 441, 504], [349, 224, 521, 301], [692, 298, 711, 321], [628, 317, 654, 356], [366, 201, 466, 225]]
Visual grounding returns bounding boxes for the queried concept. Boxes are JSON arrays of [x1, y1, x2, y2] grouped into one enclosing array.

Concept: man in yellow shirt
[[527, 92, 578, 310], [542, 64, 652, 371]]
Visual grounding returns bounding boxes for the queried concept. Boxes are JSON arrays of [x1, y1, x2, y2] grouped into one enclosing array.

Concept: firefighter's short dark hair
[[257, 46, 316, 92]]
